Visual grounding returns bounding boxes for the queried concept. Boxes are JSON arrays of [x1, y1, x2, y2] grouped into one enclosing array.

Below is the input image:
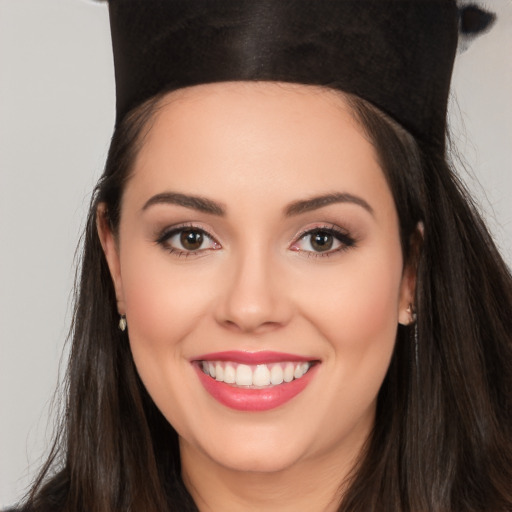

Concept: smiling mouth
[[199, 360, 314, 388]]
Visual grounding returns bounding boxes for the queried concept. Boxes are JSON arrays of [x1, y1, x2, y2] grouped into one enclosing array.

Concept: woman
[[14, 0, 512, 511]]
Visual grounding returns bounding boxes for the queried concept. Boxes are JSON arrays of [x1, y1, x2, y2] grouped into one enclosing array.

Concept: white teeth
[[270, 365, 284, 385], [224, 363, 236, 384], [293, 363, 309, 379], [283, 363, 294, 383], [201, 360, 313, 387], [236, 364, 253, 386], [253, 365, 271, 387]]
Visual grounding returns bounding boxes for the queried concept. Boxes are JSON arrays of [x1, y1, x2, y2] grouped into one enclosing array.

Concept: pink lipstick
[[193, 351, 319, 411]]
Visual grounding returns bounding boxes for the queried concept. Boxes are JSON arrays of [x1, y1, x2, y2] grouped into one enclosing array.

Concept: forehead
[[127, 81, 392, 215]]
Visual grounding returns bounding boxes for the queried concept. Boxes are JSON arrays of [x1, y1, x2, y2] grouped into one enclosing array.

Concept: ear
[[398, 223, 423, 326], [96, 203, 126, 315]]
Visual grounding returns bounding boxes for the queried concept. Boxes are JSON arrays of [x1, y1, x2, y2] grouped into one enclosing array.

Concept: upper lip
[[192, 350, 317, 364]]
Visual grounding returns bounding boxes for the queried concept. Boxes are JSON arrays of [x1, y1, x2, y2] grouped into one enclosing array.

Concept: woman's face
[[100, 82, 415, 475]]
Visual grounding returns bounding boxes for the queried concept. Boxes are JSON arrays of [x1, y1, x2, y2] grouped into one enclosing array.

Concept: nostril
[[223, 319, 241, 331], [222, 318, 283, 334]]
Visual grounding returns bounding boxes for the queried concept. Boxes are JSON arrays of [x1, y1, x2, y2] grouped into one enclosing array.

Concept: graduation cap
[[107, 0, 459, 152]]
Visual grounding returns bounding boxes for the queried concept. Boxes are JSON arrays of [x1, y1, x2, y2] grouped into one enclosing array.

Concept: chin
[[181, 423, 313, 475], [207, 444, 304, 474]]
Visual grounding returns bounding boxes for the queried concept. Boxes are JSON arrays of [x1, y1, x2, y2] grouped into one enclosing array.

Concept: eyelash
[[155, 223, 219, 257], [292, 225, 357, 258], [155, 224, 356, 258]]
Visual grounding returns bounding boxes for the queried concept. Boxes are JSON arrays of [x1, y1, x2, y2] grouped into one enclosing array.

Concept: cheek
[[118, 242, 213, 362], [295, 248, 403, 441], [298, 246, 403, 370], [117, 244, 218, 435]]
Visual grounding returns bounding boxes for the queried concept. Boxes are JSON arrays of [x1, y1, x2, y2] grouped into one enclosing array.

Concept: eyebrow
[[142, 192, 226, 216], [285, 193, 374, 217], [141, 191, 373, 218]]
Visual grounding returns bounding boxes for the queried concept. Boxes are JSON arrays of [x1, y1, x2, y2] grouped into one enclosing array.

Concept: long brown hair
[[22, 89, 512, 511]]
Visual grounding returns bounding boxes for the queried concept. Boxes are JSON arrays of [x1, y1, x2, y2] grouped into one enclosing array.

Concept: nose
[[214, 249, 293, 334]]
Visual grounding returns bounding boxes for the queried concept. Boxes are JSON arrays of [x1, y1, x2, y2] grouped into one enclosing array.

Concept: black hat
[[108, 0, 459, 151]]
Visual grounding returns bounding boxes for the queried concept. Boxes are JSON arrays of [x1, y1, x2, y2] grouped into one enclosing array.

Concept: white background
[[1, 0, 511, 507]]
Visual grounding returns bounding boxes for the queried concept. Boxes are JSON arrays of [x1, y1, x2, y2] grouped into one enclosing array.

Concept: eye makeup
[[153, 220, 358, 259], [155, 223, 221, 257], [290, 224, 357, 258]]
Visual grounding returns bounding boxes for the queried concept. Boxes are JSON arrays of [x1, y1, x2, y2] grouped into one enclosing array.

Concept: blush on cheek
[[120, 243, 207, 340], [317, 270, 400, 346]]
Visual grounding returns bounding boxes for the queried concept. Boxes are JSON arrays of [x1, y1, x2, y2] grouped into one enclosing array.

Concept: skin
[[98, 81, 416, 511]]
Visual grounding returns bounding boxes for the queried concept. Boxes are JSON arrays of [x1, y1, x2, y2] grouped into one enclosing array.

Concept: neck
[[180, 437, 365, 512]]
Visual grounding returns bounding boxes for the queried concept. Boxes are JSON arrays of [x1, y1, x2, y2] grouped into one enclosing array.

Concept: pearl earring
[[119, 315, 127, 332]]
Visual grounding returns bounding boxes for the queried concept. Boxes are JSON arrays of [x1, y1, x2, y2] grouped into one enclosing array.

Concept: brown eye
[[290, 226, 356, 256], [310, 232, 334, 252], [180, 229, 204, 251], [157, 226, 220, 255]]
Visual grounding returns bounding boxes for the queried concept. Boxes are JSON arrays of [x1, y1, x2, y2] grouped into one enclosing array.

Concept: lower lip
[[194, 364, 318, 412]]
